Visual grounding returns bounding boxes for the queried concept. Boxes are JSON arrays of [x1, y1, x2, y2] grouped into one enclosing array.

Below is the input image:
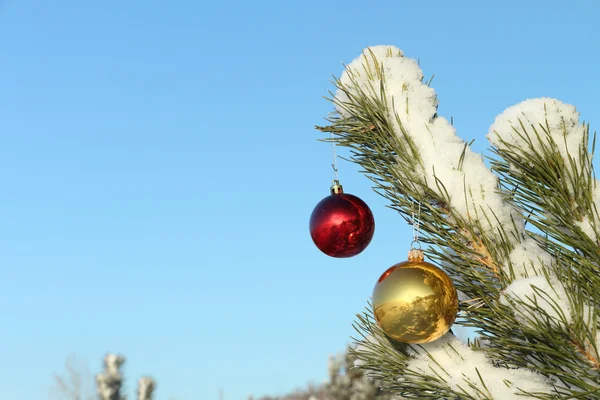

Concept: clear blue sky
[[1, 1, 599, 399]]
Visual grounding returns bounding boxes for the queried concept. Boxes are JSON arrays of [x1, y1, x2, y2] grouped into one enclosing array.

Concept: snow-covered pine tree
[[325, 347, 395, 400], [251, 346, 392, 400], [54, 353, 156, 400], [316, 45, 600, 399], [95, 353, 156, 400]]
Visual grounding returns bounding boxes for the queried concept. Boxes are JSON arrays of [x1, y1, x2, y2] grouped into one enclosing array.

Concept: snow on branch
[[405, 335, 554, 398], [500, 275, 572, 328], [505, 237, 554, 279], [355, 333, 555, 399], [487, 98, 586, 172], [487, 97, 600, 243], [335, 45, 520, 239]]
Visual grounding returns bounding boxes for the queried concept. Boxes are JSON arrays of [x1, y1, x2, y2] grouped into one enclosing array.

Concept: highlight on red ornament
[[309, 180, 375, 258]]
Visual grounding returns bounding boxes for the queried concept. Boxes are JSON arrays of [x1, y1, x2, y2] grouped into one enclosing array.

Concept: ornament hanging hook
[[330, 131, 339, 181], [411, 199, 422, 249]]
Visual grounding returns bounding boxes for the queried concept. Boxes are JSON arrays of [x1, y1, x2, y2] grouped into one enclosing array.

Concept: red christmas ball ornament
[[309, 180, 375, 258]]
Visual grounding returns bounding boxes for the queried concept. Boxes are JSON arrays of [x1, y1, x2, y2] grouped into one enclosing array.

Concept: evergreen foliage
[[316, 45, 600, 399]]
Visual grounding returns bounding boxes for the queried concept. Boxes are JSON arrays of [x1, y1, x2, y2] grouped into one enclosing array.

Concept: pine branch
[[490, 115, 600, 300], [317, 45, 600, 399]]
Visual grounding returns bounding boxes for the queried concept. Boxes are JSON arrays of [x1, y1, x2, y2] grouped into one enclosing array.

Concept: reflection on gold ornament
[[372, 249, 458, 344]]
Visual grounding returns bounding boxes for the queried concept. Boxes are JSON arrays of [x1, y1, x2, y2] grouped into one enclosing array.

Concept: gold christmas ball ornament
[[372, 249, 458, 344]]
